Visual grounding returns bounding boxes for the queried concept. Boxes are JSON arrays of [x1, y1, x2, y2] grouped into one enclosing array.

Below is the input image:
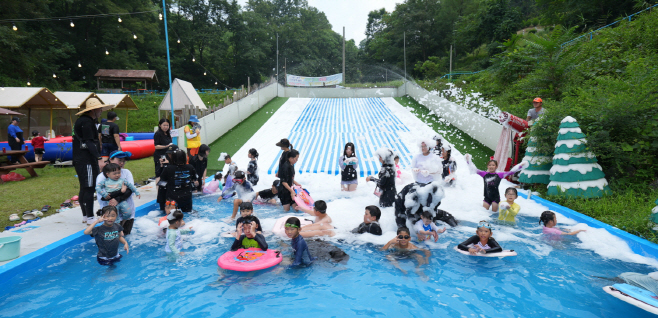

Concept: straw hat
[[76, 98, 115, 116]]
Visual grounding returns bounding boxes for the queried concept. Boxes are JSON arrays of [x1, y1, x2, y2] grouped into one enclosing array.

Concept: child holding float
[[232, 202, 262, 238], [539, 211, 587, 236], [230, 215, 268, 251], [457, 221, 503, 255], [165, 210, 193, 255], [84, 206, 129, 266], [465, 154, 527, 212]]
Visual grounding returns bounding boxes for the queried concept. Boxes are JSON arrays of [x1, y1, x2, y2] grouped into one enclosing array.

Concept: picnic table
[[0, 150, 49, 183]]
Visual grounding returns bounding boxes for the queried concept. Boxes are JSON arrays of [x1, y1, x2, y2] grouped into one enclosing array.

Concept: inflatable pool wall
[[0, 133, 155, 162]]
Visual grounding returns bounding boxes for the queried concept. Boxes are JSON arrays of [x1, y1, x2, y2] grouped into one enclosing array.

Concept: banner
[[286, 73, 343, 87]]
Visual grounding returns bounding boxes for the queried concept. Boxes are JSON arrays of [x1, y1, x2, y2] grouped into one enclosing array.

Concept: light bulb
[[27, 81, 31, 86], [177, 38, 180, 44], [159, 13, 163, 20], [204, 71, 206, 76], [215, 82, 218, 85], [118, 16, 122, 23], [78, 61, 82, 67], [13, 23, 17, 31], [133, 33, 137, 39], [105, 48, 109, 55], [192, 56, 195, 62], [70, 20, 74, 27], [53, 73, 57, 78]]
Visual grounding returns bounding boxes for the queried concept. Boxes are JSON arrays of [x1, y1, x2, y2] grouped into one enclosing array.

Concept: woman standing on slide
[[338, 142, 359, 191], [411, 140, 441, 185]]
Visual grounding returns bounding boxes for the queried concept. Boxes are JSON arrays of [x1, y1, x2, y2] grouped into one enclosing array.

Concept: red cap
[[533, 97, 543, 103]]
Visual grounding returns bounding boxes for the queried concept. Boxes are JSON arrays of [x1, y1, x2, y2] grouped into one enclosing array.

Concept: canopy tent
[[97, 94, 139, 131], [0, 88, 68, 141], [54, 92, 104, 110], [0, 108, 24, 116], [158, 78, 207, 111]]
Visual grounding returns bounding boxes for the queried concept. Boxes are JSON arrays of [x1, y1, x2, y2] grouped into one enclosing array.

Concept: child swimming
[[351, 205, 383, 236], [414, 211, 446, 242], [165, 210, 193, 255], [84, 206, 129, 265], [95, 163, 141, 221], [539, 211, 586, 236], [231, 202, 262, 238], [381, 227, 431, 277], [230, 215, 268, 251], [217, 170, 255, 219], [246, 148, 259, 185], [498, 187, 521, 223], [295, 200, 335, 237], [284, 217, 315, 267], [203, 172, 223, 194], [457, 221, 503, 255], [254, 180, 279, 204], [465, 154, 527, 212]]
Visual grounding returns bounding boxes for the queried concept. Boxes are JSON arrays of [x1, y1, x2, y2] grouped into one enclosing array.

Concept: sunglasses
[[285, 223, 299, 228], [397, 235, 411, 240]]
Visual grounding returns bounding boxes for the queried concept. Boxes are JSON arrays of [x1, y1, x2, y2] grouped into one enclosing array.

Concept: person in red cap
[[526, 97, 545, 122]]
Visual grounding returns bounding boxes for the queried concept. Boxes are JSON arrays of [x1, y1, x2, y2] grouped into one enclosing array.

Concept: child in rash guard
[[284, 217, 315, 267], [217, 170, 255, 219], [338, 142, 359, 192], [498, 187, 521, 223], [84, 206, 129, 265], [165, 210, 193, 255], [230, 215, 268, 251], [366, 148, 397, 207], [465, 154, 527, 212], [203, 172, 223, 194], [189, 144, 210, 192], [539, 211, 586, 236], [457, 221, 503, 255], [232, 202, 263, 238], [414, 211, 446, 242], [246, 148, 259, 186], [159, 149, 198, 212], [254, 180, 280, 204], [352, 205, 383, 235]]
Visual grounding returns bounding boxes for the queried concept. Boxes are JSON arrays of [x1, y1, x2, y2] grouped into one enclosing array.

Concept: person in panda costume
[[394, 181, 458, 229]]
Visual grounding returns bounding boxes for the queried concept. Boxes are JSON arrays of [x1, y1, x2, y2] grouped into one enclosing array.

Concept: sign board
[[286, 73, 343, 87]]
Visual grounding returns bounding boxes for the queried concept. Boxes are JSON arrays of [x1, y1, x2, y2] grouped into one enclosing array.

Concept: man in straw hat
[[73, 98, 116, 224]]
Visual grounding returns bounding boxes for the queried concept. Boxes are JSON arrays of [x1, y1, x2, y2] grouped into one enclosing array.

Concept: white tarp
[[286, 73, 343, 87], [158, 78, 207, 111]]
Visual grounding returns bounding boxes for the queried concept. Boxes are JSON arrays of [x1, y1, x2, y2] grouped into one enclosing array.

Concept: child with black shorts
[[84, 206, 129, 265], [465, 154, 527, 212]]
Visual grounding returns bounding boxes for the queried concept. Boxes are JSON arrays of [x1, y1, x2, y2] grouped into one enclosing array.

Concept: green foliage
[[414, 56, 448, 79]]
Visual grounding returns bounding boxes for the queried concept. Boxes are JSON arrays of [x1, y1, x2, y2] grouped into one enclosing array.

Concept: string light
[[53, 73, 57, 78], [27, 80, 31, 86], [70, 20, 74, 27], [78, 61, 82, 67], [105, 48, 109, 55], [204, 71, 206, 76], [117, 16, 122, 23], [215, 81, 218, 85], [192, 56, 195, 62], [133, 32, 137, 39], [159, 12, 163, 20], [177, 38, 180, 44], [12, 23, 17, 31]]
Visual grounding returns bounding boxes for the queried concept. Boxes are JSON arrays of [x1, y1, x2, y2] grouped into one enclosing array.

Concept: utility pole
[[162, 0, 176, 140], [284, 58, 287, 86], [276, 33, 279, 95], [449, 45, 453, 81], [402, 32, 407, 82], [342, 26, 346, 84]]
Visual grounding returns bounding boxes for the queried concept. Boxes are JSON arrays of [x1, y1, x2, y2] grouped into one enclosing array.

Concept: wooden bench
[[0, 150, 50, 182]]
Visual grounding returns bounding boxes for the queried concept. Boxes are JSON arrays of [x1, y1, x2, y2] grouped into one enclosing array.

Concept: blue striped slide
[[267, 98, 412, 176]]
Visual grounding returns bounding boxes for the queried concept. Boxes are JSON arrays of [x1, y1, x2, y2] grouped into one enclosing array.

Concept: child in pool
[[96, 163, 141, 221], [84, 206, 129, 265], [284, 217, 315, 267], [203, 172, 223, 194], [231, 202, 263, 238], [165, 210, 193, 255], [294, 200, 335, 237], [366, 148, 397, 207], [217, 170, 255, 219], [394, 155, 402, 179], [465, 154, 527, 212], [230, 215, 268, 251], [414, 211, 446, 242], [254, 180, 279, 204], [246, 148, 259, 185], [219, 153, 238, 177], [338, 142, 359, 192], [539, 211, 586, 236], [158, 200, 186, 227], [381, 227, 431, 277], [351, 205, 383, 236], [457, 221, 503, 255], [498, 187, 521, 223]]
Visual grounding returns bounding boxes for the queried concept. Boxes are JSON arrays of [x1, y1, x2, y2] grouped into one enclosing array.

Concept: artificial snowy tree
[[547, 116, 612, 198], [519, 136, 552, 184]]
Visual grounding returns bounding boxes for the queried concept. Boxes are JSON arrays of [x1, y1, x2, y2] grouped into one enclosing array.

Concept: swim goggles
[[234, 179, 244, 184], [166, 200, 177, 207], [397, 235, 411, 239], [478, 221, 492, 229], [285, 223, 299, 228]]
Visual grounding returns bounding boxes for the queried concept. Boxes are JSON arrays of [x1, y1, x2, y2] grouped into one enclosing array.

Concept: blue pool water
[[0, 194, 654, 318]]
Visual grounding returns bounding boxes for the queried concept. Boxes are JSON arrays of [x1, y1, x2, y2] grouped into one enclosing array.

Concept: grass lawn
[[207, 97, 288, 173], [395, 96, 493, 168], [0, 157, 154, 231]]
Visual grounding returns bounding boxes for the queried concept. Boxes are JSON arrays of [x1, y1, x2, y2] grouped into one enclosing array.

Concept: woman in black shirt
[[159, 149, 198, 212], [153, 118, 173, 178]]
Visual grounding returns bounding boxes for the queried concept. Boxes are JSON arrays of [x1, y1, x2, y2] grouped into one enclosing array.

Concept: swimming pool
[[0, 192, 654, 318]]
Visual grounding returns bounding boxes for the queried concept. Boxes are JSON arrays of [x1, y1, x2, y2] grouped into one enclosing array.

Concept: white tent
[[54, 92, 105, 110], [158, 78, 207, 111]]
